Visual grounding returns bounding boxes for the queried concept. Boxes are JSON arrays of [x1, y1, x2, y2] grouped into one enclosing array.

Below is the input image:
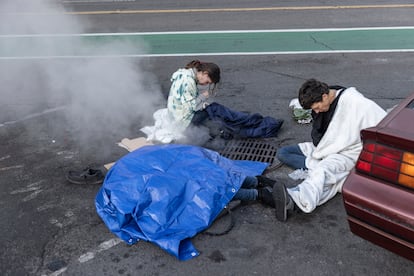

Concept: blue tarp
[[95, 144, 267, 260]]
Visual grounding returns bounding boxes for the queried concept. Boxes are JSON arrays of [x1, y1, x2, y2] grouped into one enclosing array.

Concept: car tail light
[[356, 142, 414, 189]]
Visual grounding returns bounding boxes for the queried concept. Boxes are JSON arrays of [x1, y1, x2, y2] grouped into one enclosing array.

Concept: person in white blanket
[[274, 79, 387, 222]]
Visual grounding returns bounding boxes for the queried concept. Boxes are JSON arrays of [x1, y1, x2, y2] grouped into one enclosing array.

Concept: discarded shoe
[[257, 186, 276, 208], [256, 175, 276, 188], [66, 168, 105, 185], [273, 182, 294, 222]]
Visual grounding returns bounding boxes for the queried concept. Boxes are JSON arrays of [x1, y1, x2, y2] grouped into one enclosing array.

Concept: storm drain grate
[[219, 138, 281, 172]]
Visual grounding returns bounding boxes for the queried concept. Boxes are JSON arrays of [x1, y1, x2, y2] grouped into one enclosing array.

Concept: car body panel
[[342, 91, 414, 262]]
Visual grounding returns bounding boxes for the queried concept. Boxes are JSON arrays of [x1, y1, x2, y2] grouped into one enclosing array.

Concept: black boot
[[256, 175, 276, 188], [257, 187, 276, 208], [272, 182, 294, 222]]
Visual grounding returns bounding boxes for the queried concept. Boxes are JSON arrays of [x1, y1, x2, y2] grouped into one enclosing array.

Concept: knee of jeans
[[243, 176, 258, 187], [276, 149, 287, 162]]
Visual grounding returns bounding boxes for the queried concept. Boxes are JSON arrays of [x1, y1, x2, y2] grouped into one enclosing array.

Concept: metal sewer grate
[[219, 138, 282, 172]]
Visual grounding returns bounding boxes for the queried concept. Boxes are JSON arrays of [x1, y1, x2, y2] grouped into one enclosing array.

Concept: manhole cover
[[219, 138, 282, 172]]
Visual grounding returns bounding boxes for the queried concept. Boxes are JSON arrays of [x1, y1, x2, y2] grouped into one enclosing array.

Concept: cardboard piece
[[117, 137, 154, 152], [104, 137, 154, 170]]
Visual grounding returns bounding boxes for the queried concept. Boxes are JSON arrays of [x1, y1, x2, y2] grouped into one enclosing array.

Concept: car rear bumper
[[342, 170, 414, 261], [347, 216, 414, 260]]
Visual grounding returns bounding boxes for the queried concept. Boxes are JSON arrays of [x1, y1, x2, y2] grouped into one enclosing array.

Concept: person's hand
[[201, 90, 209, 98]]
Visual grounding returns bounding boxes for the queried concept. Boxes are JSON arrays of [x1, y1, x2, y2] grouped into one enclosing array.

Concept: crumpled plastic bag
[[288, 168, 309, 180], [140, 108, 186, 143], [289, 98, 312, 124]]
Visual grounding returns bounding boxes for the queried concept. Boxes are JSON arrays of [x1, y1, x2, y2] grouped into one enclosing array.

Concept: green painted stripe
[[1, 28, 414, 58]]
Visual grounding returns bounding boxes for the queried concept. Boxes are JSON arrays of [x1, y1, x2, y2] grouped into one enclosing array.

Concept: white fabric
[[288, 168, 309, 180], [140, 108, 187, 143], [289, 98, 302, 109], [287, 87, 387, 213]]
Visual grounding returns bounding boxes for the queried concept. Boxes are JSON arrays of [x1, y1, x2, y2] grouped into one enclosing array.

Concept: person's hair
[[185, 60, 221, 84], [298, 79, 329, 109]]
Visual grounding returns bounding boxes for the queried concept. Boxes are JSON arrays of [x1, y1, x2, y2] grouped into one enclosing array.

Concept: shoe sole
[[65, 174, 104, 185], [272, 182, 288, 222]]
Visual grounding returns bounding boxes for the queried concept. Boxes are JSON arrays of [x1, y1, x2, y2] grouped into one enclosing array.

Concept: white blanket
[[140, 108, 187, 144], [287, 87, 387, 213]]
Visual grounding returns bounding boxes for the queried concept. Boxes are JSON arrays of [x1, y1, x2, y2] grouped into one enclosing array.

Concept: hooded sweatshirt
[[167, 68, 207, 128]]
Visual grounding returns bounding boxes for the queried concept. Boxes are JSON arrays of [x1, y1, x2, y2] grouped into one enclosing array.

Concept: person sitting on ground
[[67, 60, 282, 206], [273, 78, 387, 222], [141, 60, 283, 144]]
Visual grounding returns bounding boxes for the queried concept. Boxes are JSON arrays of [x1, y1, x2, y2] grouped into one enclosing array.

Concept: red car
[[342, 92, 414, 261]]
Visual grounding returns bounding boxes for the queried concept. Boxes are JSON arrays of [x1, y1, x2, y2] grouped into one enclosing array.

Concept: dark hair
[[298, 79, 329, 109], [185, 60, 221, 84]]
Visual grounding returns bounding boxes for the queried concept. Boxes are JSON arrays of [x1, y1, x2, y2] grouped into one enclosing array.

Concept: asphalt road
[[1, 1, 414, 275]]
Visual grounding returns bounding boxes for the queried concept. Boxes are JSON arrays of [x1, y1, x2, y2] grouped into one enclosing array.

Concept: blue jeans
[[276, 144, 307, 170], [233, 176, 258, 201], [191, 109, 209, 126]]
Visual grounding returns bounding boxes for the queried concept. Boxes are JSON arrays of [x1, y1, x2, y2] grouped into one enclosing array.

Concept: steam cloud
[[0, 0, 164, 159]]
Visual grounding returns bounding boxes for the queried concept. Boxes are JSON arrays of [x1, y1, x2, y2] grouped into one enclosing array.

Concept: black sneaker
[[256, 175, 276, 188], [66, 168, 105, 185], [272, 182, 294, 222], [257, 186, 276, 208]]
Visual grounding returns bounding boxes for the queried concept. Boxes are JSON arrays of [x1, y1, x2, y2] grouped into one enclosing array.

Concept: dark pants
[[276, 144, 307, 170], [191, 109, 210, 126], [191, 109, 224, 138]]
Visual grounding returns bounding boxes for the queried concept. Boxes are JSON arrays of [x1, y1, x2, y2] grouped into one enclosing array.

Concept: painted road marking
[[42, 4, 414, 15], [0, 106, 65, 127], [1, 27, 414, 59], [78, 238, 122, 263], [0, 155, 11, 161], [0, 165, 24, 171], [10, 180, 43, 201], [44, 238, 122, 275]]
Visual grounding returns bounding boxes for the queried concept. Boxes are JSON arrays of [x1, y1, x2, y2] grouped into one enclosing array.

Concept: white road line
[[1, 26, 413, 37], [0, 165, 24, 171], [1, 49, 414, 60], [10, 185, 41, 194], [78, 238, 123, 263], [22, 189, 43, 202], [0, 106, 65, 127], [10, 180, 44, 203], [0, 155, 11, 161], [43, 237, 122, 275], [47, 267, 67, 276]]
